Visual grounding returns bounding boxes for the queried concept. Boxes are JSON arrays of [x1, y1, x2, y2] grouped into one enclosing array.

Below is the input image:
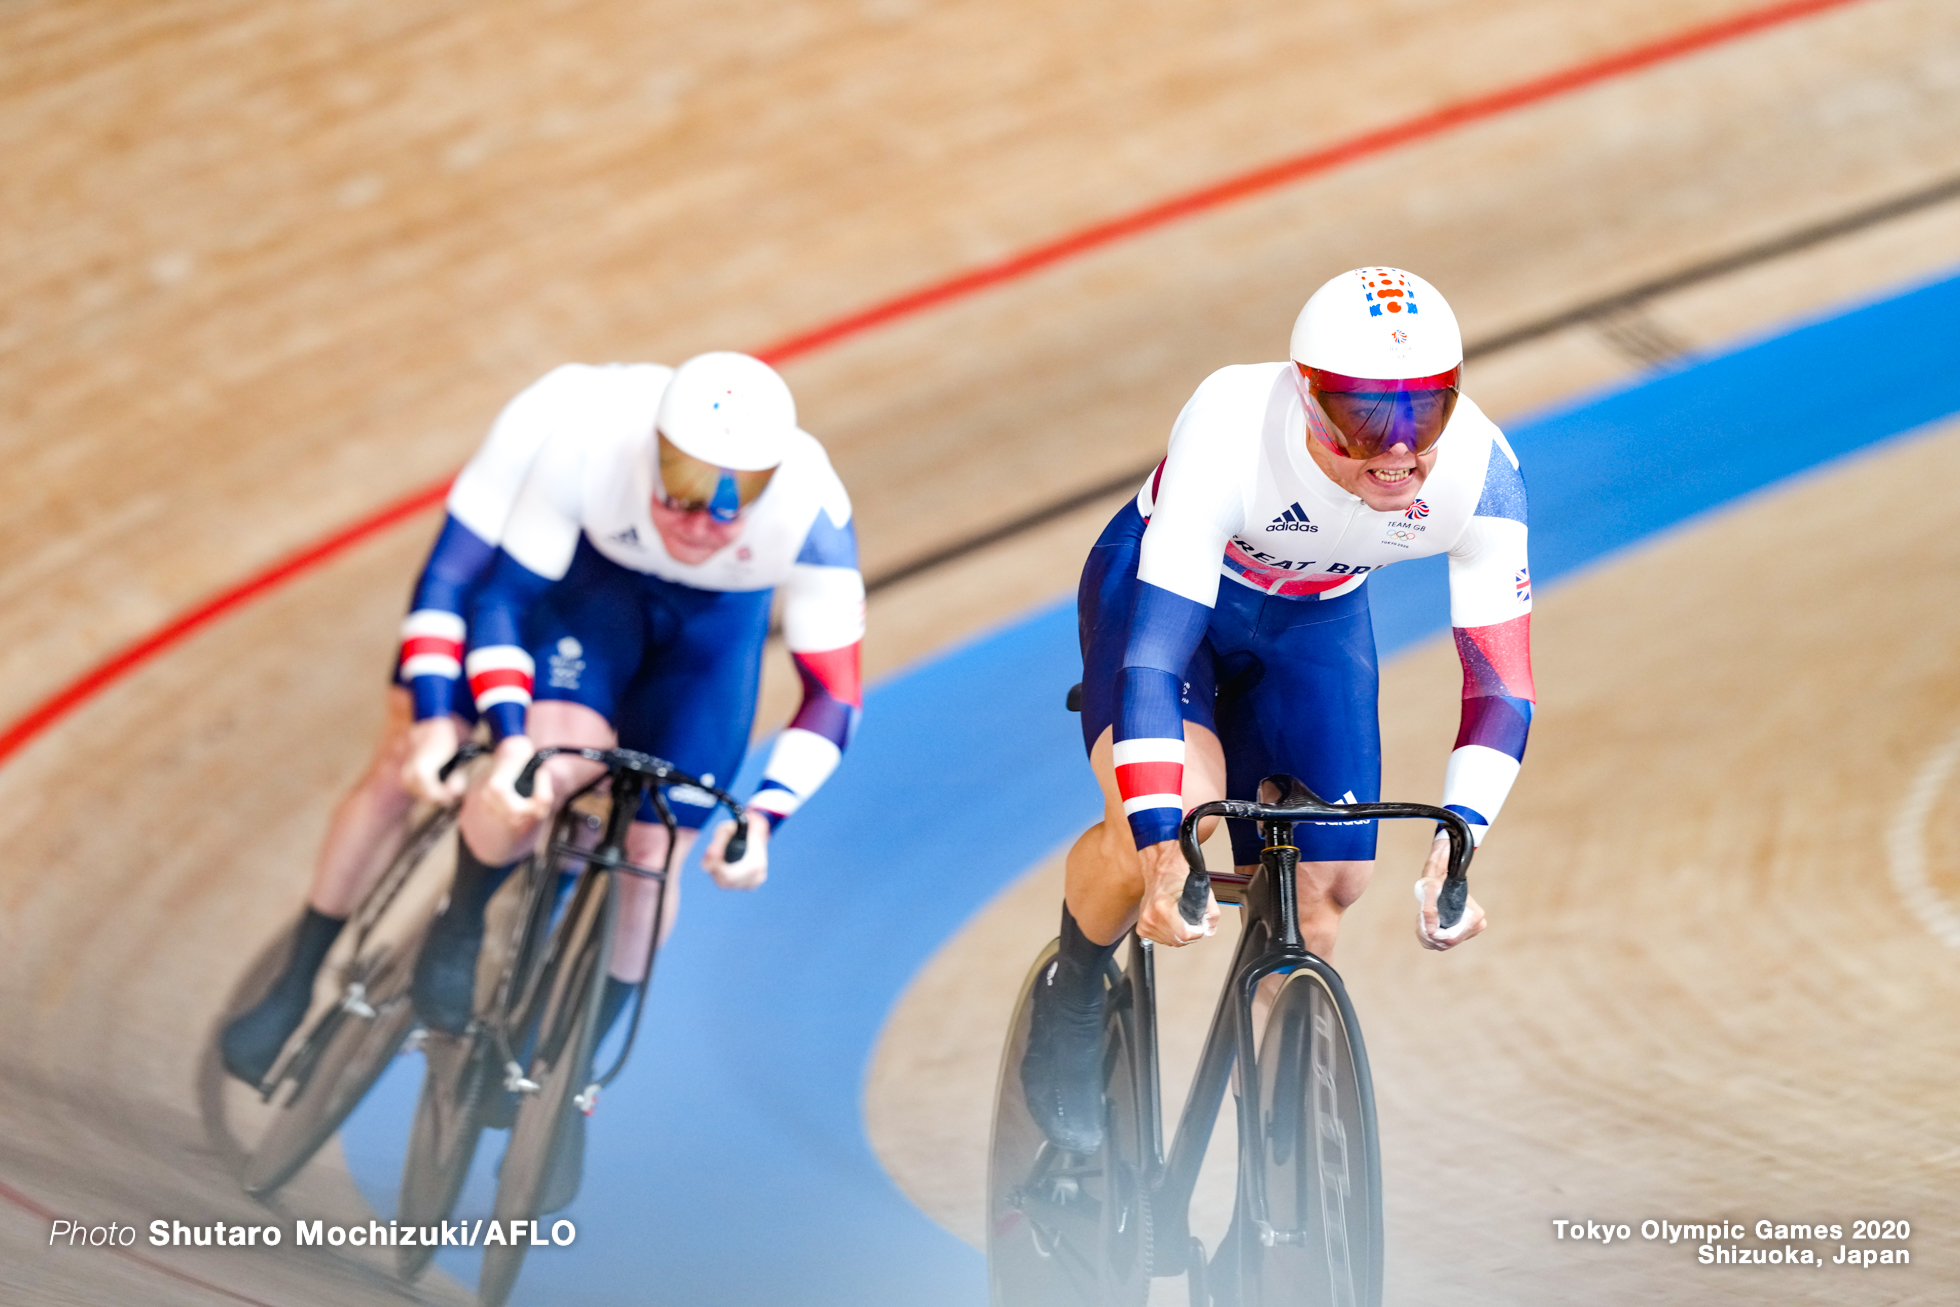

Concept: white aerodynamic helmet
[[655, 351, 796, 471], [1289, 268, 1464, 459], [1289, 267, 1463, 380]]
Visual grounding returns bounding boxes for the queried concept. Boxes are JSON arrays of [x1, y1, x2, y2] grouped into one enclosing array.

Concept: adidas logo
[[610, 526, 641, 546], [1266, 503, 1319, 533]]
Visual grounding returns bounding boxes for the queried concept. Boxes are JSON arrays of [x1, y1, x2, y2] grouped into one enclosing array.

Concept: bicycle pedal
[[573, 1084, 600, 1116], [502, 1060, 541, 1095], [338, 983, 377, 1020]]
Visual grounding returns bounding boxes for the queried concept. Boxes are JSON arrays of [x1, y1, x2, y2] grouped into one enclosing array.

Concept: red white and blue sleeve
[[399, 369, 568, 722], [1116, 371, 1258, 849], [460, 426, 590, 740], [1442, 433, 1535, 846], [748, 487, 866, 831]]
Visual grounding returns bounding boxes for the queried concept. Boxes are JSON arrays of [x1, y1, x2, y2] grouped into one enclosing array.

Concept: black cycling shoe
[[413, 838, 515, 1035], [220, 907, 345, 1087], [1019, 964, 1109, 1154], [219, 980, 312, 1087], [410, 911, 484, 1036]]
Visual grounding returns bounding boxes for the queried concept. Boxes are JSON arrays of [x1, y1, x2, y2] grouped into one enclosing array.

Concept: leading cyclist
[[1024, 268, 1534, 1152], [409, 352, 863, 1138]]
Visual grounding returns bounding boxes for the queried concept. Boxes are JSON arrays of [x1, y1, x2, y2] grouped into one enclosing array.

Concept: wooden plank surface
[[2, 1, 1958, 1302]]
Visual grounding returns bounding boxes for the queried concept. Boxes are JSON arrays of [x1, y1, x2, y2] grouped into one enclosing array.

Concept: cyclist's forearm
[[400, 515, 501, 721], [1113, 582, 1212, 849], [749, 642, 861, 828], [1443, 613, 1535, 845], [463, 550, 556, 737]]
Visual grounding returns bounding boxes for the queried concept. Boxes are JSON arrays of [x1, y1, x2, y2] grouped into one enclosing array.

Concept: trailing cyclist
[[1024, 267, 1535, 1153], [219, 368, 568, 1086], [409, 351, 863, 1197]]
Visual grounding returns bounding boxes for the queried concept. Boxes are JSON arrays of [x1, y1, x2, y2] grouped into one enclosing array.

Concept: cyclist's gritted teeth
[[1368, 466, 1414, 485]]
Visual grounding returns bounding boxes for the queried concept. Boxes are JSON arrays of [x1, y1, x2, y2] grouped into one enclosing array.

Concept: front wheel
[[477, 869, 614, 1307], [1234, 965, 1382, 1307], [987, 940, 1152, 1307], [395, 1030, 493, 1282]]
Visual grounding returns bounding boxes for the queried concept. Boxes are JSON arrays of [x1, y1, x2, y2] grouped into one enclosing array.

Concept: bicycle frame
[[1133, 780, 1473, 1270], [490, 747, 749, 1099], [254, 743, 492, 1100]]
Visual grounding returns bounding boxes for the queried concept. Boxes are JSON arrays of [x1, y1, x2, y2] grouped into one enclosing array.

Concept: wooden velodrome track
[[4, 0, 1960, 1302]]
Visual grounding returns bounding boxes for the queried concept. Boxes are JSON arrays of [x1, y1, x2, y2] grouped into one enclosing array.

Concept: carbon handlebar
[[513, 746, 752, 864], [437, 741, 490, 783], [1176, 783, 1475, 930]]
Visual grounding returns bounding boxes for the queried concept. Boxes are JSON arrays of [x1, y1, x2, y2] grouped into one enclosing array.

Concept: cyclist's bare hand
[[1135, 840, 1218, 948], [482, 734, 553, 832], [1414, 832, 1485, 951], [702, 811, 771, 891], [402, 715, 465, 805]]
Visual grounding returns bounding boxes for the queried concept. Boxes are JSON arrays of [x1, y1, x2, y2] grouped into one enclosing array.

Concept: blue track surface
[[341, 267, 1960, 1305]]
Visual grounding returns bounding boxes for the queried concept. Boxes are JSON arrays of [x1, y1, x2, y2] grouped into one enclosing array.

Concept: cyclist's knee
[[1069, 818, 1141, 889], [623, 819, 695, 869], [1293, 858, 1373, 950], [456, 791, 538, 867]]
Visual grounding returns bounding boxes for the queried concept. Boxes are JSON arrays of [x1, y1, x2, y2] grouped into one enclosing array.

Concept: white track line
[[1886, 726, 1960, 950]]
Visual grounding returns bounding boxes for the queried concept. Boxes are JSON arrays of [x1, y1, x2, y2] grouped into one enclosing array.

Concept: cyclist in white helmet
[[1025, 269, 1534, 1153], [219, 374, 565, 1085], [409, 353, 864, 1088]]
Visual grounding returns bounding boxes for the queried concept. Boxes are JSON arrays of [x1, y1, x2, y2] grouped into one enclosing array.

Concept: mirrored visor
[[656, 431, 777, 522], [1300, 363, 1461, 459]]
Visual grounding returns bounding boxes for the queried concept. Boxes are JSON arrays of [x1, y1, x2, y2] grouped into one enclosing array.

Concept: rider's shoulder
[[1437, 394, 1522, 476], [1170, 362, 1291, 449], [775, 427, 853, 522], [1184, 361, 1292, 406], [490, 363, 675, 452], [1455, 394, 1515, 452], [510, 360, 673, 405]]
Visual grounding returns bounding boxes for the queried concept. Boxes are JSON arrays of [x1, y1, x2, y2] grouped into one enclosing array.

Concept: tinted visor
[[656, 432, 777, 522], [1301, 364, 1461, 459]]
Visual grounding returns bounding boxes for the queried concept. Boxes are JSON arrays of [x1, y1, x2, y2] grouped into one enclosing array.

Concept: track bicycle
[[393, 746, 746, 1307], [988, 774, 1472, 1306], [234, 743, 489, 1197]]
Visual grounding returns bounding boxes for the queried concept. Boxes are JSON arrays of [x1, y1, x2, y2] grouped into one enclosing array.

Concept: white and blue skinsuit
[[400, 363, 865, 831]]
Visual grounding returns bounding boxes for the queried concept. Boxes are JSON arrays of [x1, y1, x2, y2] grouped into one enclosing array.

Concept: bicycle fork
[[503, 765, 677, 1114], [1142, 821, 1320, 1273]]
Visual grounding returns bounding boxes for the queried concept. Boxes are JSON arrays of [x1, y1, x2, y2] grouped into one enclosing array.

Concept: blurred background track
[[2, 0, 1958, 1301]]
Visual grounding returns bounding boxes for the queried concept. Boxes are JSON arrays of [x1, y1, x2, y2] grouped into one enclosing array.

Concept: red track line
[[0, 0, 1873, 774], [0, 1177, 284, 1307], [753, 0, 1872, 364], [0, 479, 450, 766]]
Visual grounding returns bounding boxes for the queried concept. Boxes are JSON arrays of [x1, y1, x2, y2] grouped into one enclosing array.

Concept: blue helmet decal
[[709, 469, 742, 522]]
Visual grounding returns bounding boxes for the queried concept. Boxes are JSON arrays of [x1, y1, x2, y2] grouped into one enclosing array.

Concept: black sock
[[441, 835, 518, 933], [275, 907, 346, 997], [596, 975, 638, 1046], [1046, 905, 1121, 1010]]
